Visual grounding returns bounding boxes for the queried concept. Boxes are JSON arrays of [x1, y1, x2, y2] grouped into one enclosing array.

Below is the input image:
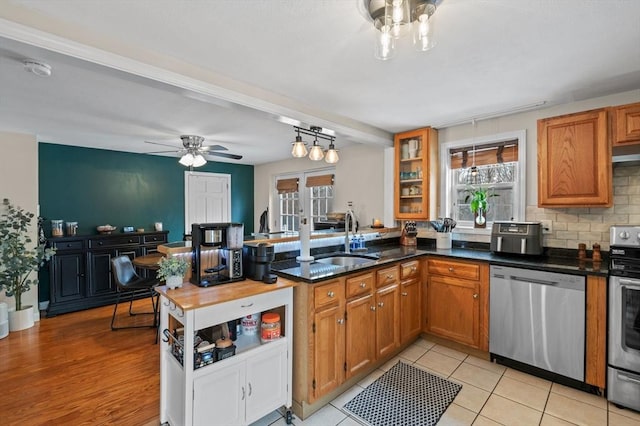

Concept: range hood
[[613, 145, 640, 163]]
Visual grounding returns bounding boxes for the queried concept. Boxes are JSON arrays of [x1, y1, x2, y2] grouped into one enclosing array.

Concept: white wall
[[253, 143, 389, 231], [0, 131, 40, 318]]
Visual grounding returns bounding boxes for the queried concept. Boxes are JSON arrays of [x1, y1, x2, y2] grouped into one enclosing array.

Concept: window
[[440, 130, 526, 232], [275, 169, 335, 232]]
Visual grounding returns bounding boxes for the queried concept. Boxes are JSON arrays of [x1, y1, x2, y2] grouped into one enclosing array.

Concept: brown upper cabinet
[[537, 108, 612, 207], [394, 127, 438, 220], [612, 102, 640, 146]]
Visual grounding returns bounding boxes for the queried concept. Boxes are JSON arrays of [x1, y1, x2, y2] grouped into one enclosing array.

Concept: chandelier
[[178, 135, 207, 167], [363, 0, 438, 60], [291, 126, 339, 163]]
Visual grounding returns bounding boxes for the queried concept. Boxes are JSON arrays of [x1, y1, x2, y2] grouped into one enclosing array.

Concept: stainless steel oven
[[608, 225, 640, 411]]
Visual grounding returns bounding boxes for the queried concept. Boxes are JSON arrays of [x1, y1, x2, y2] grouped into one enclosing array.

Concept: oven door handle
[[619, 279, 640, 289], [618, 373, 640, 385]]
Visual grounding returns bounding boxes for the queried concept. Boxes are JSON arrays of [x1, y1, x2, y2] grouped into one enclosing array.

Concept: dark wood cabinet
[[47, 231, 168, 316]]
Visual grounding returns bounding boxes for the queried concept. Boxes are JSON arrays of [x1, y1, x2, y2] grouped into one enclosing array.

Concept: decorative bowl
[[97, 225, 116, 234]]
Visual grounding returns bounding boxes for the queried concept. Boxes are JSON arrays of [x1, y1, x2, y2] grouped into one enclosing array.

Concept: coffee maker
[[191, 223, 244, 287], [243, 242, 277, 284]]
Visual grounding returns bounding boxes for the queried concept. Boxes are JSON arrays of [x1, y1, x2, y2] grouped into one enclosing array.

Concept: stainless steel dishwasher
[[490, 265, 586, 382]]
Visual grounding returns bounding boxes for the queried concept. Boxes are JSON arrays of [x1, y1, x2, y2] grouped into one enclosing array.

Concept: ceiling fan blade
[[145, 140, 181, 148], [200, 144, 228, 152], [207, 151, 243, 160], [145, 149, 182, 154]]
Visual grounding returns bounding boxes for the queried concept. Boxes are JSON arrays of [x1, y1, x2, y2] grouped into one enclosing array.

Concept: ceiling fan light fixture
[[179, 152, 195, 166], [192, 154, 207, 167]]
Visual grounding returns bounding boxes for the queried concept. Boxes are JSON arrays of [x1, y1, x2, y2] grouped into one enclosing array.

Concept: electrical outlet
[[541, 220, 553, 234]]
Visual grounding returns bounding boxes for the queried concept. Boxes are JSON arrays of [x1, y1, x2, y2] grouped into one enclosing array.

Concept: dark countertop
[[272, 243, 608, 283]]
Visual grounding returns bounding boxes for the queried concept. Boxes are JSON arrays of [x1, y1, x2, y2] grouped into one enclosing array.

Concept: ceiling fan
[[145, 135, 243, 167]]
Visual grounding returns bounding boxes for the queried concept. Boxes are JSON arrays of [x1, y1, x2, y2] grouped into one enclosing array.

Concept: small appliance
[[490, 221, 543, 255], [243, 242, 277, 284], [191, 223, 245, 287]]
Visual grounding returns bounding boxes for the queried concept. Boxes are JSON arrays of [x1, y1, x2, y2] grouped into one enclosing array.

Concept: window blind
[[449, 140, 518, 169], [305, 174, 334, 187], [276, 178, 299, 194]]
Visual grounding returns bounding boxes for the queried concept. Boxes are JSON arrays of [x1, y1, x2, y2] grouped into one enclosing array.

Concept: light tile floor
[[250, 337, 640, 426]]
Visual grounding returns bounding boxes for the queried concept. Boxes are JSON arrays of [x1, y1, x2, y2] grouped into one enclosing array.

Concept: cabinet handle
[[370, 306, 376, 311], [401, 292, 408, 296], [98, 242, 103, 246], [337, 319, 345, 324], [411, 266, 417, 272], [360, 282, 366, 288], [241, 386, 245, 400], [473, 293, 479, 299], [378, 302, 384, 308], [66, 244, 72, 248], [448, 267, 454, 272], [386, 274, 394, 280], [248, 383, 252, 396], [328, 291, 335, 298], [241, 303, 254, 308]]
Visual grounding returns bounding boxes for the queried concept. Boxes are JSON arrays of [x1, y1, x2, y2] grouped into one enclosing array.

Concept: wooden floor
[[0, 298, 161, 425]]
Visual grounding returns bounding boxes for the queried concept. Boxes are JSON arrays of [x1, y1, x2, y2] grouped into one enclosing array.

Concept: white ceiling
[[0, 0, 639, 165]]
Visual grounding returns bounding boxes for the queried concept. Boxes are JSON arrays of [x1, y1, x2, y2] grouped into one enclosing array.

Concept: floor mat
[[343, 361, 462, 426]]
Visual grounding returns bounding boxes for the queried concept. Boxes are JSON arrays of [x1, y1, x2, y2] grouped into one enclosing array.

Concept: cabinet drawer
[[52, 240, 84, 251], [376, 266, 399, 287], [143, 234, 167, 244], [428, 258, 480, 281], [346, 273, 374, 298], [314, 280, 343, 309], [89, 235, 141, 248], [400, 260, 420, 280]]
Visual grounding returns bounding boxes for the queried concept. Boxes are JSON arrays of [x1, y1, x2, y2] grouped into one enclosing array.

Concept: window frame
[[273, 168, 335, 232], [439, 129, 527, 234]]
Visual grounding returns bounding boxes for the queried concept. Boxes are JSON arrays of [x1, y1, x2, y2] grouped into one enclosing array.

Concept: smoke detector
[[23, 60, 52, 77]]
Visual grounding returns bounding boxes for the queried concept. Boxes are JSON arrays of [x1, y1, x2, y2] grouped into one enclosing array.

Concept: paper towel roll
[[296, 217, 314, 262]]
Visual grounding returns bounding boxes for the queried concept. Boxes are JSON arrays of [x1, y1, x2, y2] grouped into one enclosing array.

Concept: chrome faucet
[[344, 208, 357, 254]]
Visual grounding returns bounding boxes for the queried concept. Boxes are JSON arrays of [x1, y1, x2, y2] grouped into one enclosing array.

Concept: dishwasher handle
[[510, 275, 559, 286]]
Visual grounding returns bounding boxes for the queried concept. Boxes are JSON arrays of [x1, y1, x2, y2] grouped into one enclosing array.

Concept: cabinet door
[[50, 252, 85, 303], [375, 284, 400, 358], [87, 250, 117, 296], [537, 109, 612, 207], [613, 102, 640, 146], [313, 304, 345, 399], [193, 361, 245, 426], [426, 275, 480, 347], [400, 278, 421, 344], [345, 293, 376, 379], [245, 342, 288, 424], [394, 127, 438, 220]]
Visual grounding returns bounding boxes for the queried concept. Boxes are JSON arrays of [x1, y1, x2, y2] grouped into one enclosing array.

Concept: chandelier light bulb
[[375, 24, 396, 60], [412, 12, 436, 51], [324, 143, 339, 164], [308, 143, 324, 161], [291, 135, 308, 157]]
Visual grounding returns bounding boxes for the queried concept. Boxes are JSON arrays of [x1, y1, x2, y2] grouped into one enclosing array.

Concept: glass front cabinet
[[394, 127, 438, 220]]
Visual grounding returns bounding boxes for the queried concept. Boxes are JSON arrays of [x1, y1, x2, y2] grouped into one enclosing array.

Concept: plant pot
[[9, 305, 34, 331], [166, 275, 183, 290]]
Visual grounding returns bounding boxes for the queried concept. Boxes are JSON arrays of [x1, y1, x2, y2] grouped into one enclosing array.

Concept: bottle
[[592, 243, 601, 262], [578, 243, 586, 260], [261, 312, 281, 343]]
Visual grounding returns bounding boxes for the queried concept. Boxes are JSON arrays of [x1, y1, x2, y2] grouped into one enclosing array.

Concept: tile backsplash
[[527, 162, 640, 251]]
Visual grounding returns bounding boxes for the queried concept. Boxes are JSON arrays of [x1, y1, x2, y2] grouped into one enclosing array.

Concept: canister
[[241, 313, 260, 335], [261, 312, 281, 343], [65, 222, 78, 236], [51, 220, 64, 237]]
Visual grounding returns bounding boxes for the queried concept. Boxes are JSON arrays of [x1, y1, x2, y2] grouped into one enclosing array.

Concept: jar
[[241, 313, 259, 335], [51, 220, 64, 237], [261, 312, 281, 343]]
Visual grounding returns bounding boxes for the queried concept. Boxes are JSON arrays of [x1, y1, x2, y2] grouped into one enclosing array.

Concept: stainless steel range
[[608, 225, 640, 411]]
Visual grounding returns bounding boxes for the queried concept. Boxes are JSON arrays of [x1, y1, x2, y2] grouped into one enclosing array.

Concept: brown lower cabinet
[[424, 258, 489, 351], [292, 260, 421, 420]]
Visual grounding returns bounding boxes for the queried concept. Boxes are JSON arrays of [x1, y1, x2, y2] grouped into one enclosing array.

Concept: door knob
[[378, 302, 384, 308], [473, 293, 479, 299], [360, 282, 366, 288], [401, 292, 408, 296], [328, 291, 335, 298]]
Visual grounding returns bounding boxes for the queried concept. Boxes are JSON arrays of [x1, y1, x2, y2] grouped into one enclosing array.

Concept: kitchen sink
[[315, 255, 378, 267]]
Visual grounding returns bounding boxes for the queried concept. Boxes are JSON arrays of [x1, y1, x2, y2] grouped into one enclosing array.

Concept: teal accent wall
[[38, 143, 254, 302]]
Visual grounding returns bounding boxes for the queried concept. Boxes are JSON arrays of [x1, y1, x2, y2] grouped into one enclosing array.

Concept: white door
[[245, 341, 288, 424], [185, 172, 231, 233], [193, 359, 245, 426]]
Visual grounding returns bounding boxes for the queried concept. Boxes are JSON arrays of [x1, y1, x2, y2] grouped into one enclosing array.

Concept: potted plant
[[0, 199, 56, 331], [464, 187, 497, 228], [156, 256, 189, 289]]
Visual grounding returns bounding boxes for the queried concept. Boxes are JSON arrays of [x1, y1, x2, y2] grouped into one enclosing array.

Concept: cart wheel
[[286, 410, 293, 424]]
